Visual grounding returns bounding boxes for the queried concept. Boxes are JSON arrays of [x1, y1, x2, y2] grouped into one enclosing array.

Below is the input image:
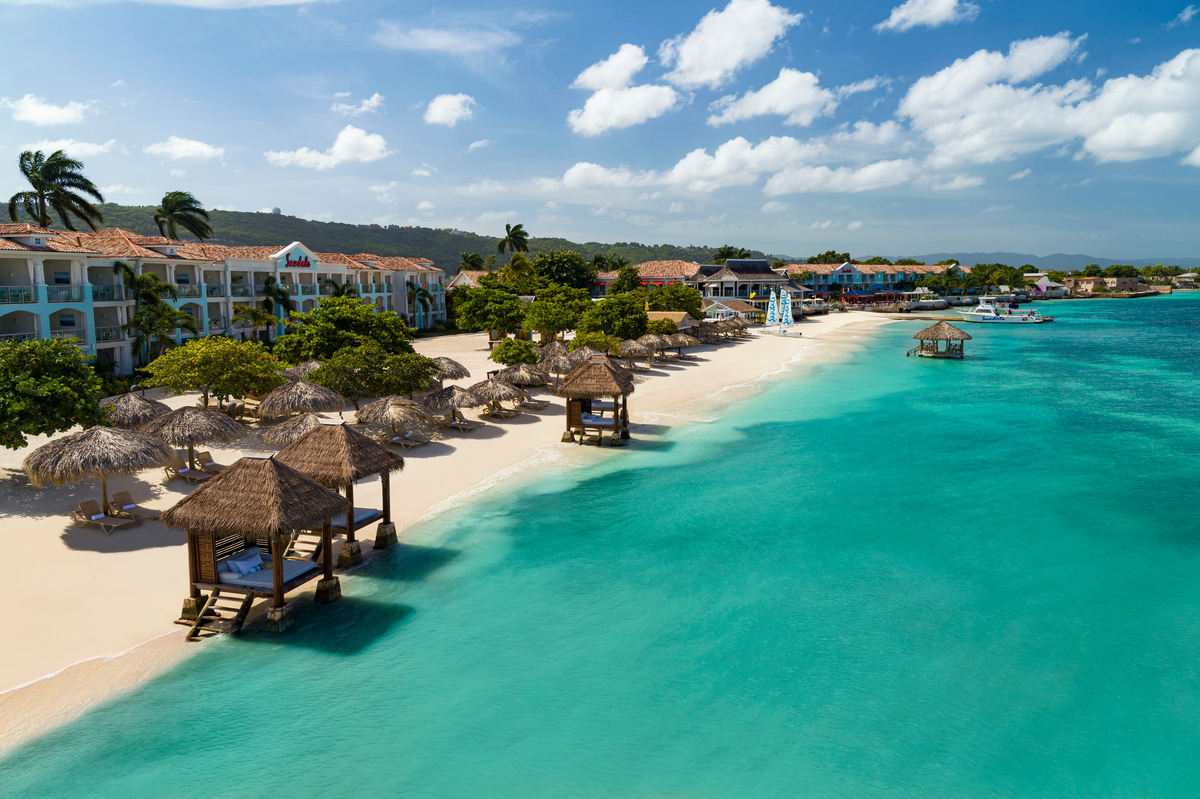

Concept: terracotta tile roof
[[0, 230, 100, 255], [782, 262, 935, 276], [596, 260, 702, 280], [448, 269, 489, 286], [0, 223, 56, 235], [703, 299, 760, 312]]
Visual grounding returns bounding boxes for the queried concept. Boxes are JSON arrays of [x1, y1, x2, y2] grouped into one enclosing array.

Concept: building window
[[54, 271, 70, 285], [176, 274, 190, 285], [59, 313, 76, 327]]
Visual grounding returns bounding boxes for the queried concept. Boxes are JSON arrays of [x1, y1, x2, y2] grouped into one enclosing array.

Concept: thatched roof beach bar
[[558, 355, 635, 446], [162, 454, 350, 634], [908, 321, 972, 359]]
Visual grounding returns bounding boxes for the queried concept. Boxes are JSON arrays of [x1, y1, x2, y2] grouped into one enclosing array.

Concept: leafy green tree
[[533, 247, 596, 290], [233, 305, 277, 342], [808, 250, 850, 264], [489, 339, 539, 366], [8, 150, 105, 230], [893, 258, 920, 266], [862, 256, 892, 265], [154, 191, 212, 241], [608, 255, 630, 269], [112, 261, 179, 310], [568, 332, 619, 354], [770, 258, 788, 270], [1082, 264, 1103, 277], [0, 338, 105, 449], [498, 252, 537, 284], [934, 258, 959, 266], [1104, 264, 1140, 278], [790, 270, 813, 284], [125, 304, 200, 360], [454, 288, 525, 334], [577, 294, 648, 341], [648, 283, 702, 318], [144, 337, 282, 408], [273, 296, 415, 362], [1021, 264, 1038, 273], [535, 284, 593, 317], [609, 265, 643, 294], [460, 251, 484, 273], [484, 254, 498, 271], [647, 318, 678, 335], [309, 343, 435, 409], [406, 280, 433, 317], [383, 352, 440, 397], [323, 279, 360, 298], [1046, 271, 1068, 283], [260, 275, 296, 316], [524, 297, 579, 341], [712, 245, 738, 264], [498, 222, 530, 257], [590, 253, 610, 270]]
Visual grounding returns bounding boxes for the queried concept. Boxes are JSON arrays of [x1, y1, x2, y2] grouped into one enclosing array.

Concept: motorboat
[[958, 296, 1054, 324]]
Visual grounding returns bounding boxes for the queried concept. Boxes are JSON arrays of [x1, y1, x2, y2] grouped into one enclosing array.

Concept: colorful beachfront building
[[593, 259, 808, 318], [0, 224, 445, 374], [781, 262, 951, 292]]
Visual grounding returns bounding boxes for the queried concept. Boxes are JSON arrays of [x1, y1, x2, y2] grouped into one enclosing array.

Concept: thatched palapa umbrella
[[540, 352, 577, 389], [469, 378, 527, 414], [257, 379, 347, 420], [618, 338, 653, 369], [275, 421, 405, 562], [357, 395, 432, 426], [431, 356, 470, 389], [103, 392, 170, 430], [141, 406, 245, 470], [24, 426, 175, 515], [570, 345, 604, 361], [263, 412, 329, 445], [495, 362, 549, 387], [283, 360, 322, 380], [161, 454, 350, 624], [558, 355, 635, 444], [537, 339, 568, 361], [423, 384, 486, 426]]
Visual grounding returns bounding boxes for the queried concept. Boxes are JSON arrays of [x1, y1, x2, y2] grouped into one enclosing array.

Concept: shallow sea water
[[3, 295, 1200, 797]]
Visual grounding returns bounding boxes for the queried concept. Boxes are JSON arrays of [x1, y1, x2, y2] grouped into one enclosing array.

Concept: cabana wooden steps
[[185, 589, 254, 641], [285, 531, 324, 562]]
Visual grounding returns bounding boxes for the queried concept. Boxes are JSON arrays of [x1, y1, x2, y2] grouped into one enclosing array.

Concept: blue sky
[[1, 0, 1198, 258]]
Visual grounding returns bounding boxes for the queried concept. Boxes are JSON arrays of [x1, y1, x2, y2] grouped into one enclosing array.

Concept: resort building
[[780, 262, 950, 293], [0, 224, 445, 374], [701, 299, 762, 320], [1030, 276, 1069, 298], [645, 310, 699, 331], [1063, 275, 1141, 295], [446, 270, 490, 290], [594, 259, 807, 318]]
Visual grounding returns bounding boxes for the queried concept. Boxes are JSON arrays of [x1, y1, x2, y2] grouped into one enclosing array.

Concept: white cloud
[[334, 91, 351, 98], [101, 184, 143, 195], [568, 45, 679, 136], [875, 0, 980, 33], [170, 168, 186, 177], [668, 202, 686, 213], [110, 80, 126, 88], [846, 220, 864, 231], [810, 220, 834, 229], [412, 164, 436, 177], [332, 93, 384, 116], [930, 173, 985, 190], [264, 125, 390, 170], [1167, 5, 1197, 28], [660, 0, 803, 89], [368, 181, 397, 193], [832, 120, 903, 146], [466, 179, 505, 195], [145, 136, 225, 160], [765, 159, 918, 195], [25, 138, 115, 157], [761, 201, 788, 212], [475, 210, 519, 226], [983, 203, 1014, 212], [627, 214, 657, 226], [424, 94, 476, 127], [666, 136, 821, 192], [1, 94, 90, 125], [373, 24, 520, 55], [901, 36, 1200, 167], [417, 200, 436, 211], [468, 139, 492, 152], [838, 77, 888, 97], [708, 68, 837, 127], [1009, 168, 1031, 179]]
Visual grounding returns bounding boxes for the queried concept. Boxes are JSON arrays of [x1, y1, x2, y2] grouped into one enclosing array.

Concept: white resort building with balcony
[[0, 224, 446, 374]]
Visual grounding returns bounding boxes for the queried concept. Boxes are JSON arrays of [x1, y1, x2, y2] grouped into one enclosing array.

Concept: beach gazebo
[[103, 392, 171, 430], [908, 321, 972, 359], [275, 421, 405, 566], [558, 355, 635, 445], [257, 379, 347, 420], [161, 454, 350, 634], [141, 406, 245, 470], [23, 426, 174, 516], [263, 412, 329, 445]]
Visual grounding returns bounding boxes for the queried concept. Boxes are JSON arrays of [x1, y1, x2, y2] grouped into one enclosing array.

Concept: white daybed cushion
[[230, 559, 317, 587]]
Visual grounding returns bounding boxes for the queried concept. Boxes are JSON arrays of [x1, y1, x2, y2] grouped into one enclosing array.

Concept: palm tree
[[125, 305, 200, 362], [8, 150, 105, 230], [153, 191, 212, 241], [497, 222, 530, 258], [233, 305, 277, 343], [591, 253, 610, 270], [406, 280, 433, 327], [112, 261, 179, 310], [608, 255, 629, 269], [322, 279, 360, 298], [460, 251, 484, 273], [498, 252, 537, 283], [713, 245, 738, 262], [259, 275, 296, 316]]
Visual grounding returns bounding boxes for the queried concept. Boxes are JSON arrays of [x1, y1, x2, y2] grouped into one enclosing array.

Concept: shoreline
[[0, 313, 884, 753]]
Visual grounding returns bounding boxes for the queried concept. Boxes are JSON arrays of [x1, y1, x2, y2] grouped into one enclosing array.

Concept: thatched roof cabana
[[103, 392, 170, 430], [162, 454, 350, 618], [559, 356, 635, 400], [24, 426, 175, 514], [257, 379, 347, 420], [282, 360, 322, 380], [558, 355, 635, 446], [275, 421, 405, 551], [909, 321, 972, 359], [262, 412, 328, 445], [141, 406, 245, 470], [570, 345, 604, 360], [495, 362, 549, 387]]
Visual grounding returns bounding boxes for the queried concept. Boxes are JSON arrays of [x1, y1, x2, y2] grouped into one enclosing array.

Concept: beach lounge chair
[[390, 424, 430, 450], [72, 500, 135, 534], [166, 455, 212, 484], [487, 406, 522, 419], [112, 491, 161, 522], [516, 396, 550, 411], [449, 410, 485, 432], [195, 451, 227, 474]]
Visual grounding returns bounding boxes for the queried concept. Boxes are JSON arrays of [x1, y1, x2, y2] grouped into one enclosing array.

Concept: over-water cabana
[[161, 454, 350, 634], [558, 355, 635, 446], [275, 420, 405, 567], [908, 321, 972, 359]]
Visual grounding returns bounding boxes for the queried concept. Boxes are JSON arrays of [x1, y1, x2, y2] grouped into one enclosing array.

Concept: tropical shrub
[[489, 339, 539, 366]]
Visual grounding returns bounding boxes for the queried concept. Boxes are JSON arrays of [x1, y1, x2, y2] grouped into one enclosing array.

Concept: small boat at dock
[[959, 296, 1054, 324]]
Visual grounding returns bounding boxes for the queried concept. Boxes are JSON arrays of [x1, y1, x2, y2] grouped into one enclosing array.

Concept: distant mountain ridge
[[766, 251, 1200, 271]]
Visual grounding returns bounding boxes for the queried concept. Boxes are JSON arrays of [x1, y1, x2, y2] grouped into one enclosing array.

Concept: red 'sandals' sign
[[285, 254, 311, 268]]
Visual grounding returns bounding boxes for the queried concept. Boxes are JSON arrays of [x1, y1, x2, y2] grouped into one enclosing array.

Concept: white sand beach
[[0, 313, 879, 751]]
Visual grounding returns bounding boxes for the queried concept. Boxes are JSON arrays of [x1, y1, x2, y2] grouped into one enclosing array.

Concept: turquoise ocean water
[[4, 294, 1200, 797]]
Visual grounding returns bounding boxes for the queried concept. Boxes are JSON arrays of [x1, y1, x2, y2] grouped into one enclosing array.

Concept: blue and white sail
[[766, 290, 778, 324], [780, 291, 793, 328]]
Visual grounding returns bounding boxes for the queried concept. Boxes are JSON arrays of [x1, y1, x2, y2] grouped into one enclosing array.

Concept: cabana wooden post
[[161, 454, 349, 634], [274, 420, 405, 568], [557, 355, 635, 446]]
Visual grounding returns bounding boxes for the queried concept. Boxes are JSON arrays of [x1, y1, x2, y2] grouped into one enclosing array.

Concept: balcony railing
[[230, 286, 254, 297], [319, 286, 334, 296], [47, 286, 84, 303], [0, 286, 36, 304], [384, 284, 394, 293], [95, 326, 125, 342], [206, 285, 226, 297], [209, 317, 228, 330], [285, 285, 300, 295], [92, 285, 134, 301], [0, 331, 38, 342], [50, 329, 85, 343], [300, 285, 318, 295], [176, 286, 203, 298]]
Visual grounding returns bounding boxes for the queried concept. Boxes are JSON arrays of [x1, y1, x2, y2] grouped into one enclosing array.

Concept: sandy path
[[0, 312, 880, 751]]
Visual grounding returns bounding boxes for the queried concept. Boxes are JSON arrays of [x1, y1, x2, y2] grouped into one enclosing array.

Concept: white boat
[[958, 296, 1053, 324]]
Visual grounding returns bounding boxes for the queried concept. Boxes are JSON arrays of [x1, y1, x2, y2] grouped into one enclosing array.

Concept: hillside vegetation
[[79, 205, 763, 271]]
